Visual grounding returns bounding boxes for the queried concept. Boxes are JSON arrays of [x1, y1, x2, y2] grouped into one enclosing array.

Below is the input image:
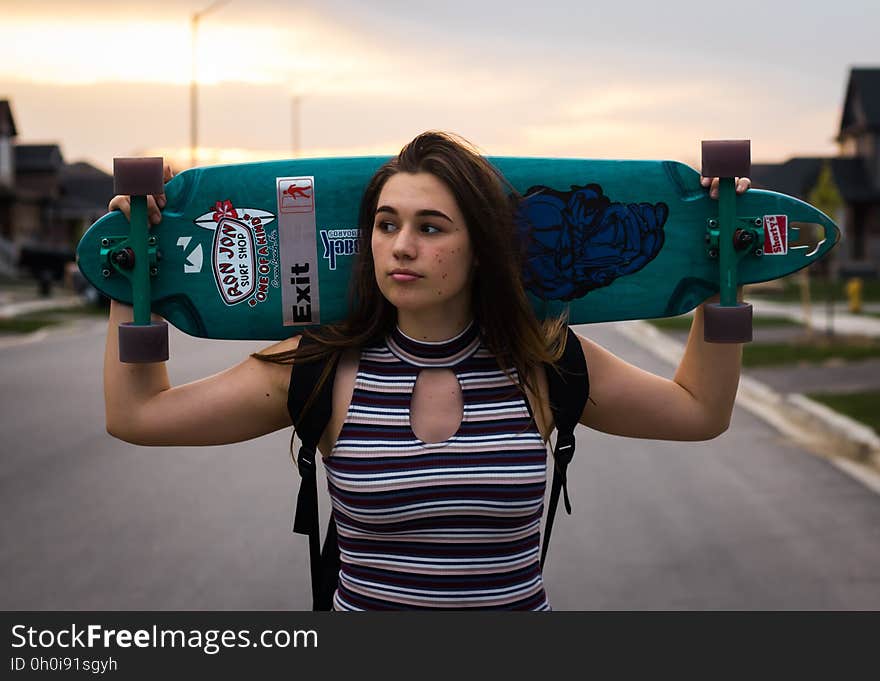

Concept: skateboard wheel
[[113, 157, 165, 196], [701, 140, 751, 178], [703, 302, 753, 343], [118, 321, 169, 363]]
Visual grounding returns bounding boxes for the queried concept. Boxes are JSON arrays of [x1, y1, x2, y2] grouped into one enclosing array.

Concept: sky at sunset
[[1, 0, 877, 174]]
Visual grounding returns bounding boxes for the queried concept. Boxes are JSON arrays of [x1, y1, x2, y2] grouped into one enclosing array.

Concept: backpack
[[288, 327, 589, 611]]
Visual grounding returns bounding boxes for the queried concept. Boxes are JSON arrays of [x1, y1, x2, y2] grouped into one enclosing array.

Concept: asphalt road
[[1, 319, 879, 610]]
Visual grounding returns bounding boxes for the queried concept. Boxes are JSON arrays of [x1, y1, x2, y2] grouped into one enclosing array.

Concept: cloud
[[0, 1, 856, 170], [515, 77, 842, 164], [0, 13, 370, 87]]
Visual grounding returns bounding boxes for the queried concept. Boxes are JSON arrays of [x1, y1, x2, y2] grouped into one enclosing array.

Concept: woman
[[105, 131, 749, 609]]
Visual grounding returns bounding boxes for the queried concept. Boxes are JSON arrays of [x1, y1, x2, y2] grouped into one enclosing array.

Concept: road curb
[[614, 319, 880, 483], [786, 393, 880, 465]]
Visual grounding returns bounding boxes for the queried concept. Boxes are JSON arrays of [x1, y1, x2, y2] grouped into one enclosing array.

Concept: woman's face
[[371, 171, 476, 320]]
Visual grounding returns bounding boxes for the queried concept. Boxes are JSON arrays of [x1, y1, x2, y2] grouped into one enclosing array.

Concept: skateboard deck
[[76, 155, 839, 340]]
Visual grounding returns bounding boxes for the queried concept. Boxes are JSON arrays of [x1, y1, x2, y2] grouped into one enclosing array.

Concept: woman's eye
[[376, 221, 396, 233], [421, 224, 440, 234]]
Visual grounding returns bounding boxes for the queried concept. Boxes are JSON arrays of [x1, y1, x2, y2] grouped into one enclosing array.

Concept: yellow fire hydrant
[[845, 277, 863, 313]]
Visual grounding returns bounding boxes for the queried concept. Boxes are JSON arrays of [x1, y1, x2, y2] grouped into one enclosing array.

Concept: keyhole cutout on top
[[410, 368, 464, 444]]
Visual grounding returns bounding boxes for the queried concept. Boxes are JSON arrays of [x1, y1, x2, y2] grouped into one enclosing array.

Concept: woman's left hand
[[700, 175, 751, 199]]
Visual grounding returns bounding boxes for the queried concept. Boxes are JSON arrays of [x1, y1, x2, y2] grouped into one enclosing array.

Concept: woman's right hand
[[107, 163, 175, 225]]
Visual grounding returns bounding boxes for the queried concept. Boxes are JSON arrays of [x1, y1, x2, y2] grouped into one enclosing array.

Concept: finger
[[154, 163, 174, 209], [108, 195, 131, 220], [147, 195, 162, 225], [108, 195, 126, 213], [700, 176, 711, 187], [710, 177, 720, 199], [736, 176, 751, 193]]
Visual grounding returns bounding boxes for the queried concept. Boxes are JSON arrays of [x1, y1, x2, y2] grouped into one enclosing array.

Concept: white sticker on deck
[[193, 203, 278, 309], [277, 177, 320, 325]]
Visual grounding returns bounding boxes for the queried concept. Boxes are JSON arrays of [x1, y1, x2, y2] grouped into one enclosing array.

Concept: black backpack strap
[[314, 517, 341, 611], [540, 327, 589, 569], [288, 335, 339, 610]]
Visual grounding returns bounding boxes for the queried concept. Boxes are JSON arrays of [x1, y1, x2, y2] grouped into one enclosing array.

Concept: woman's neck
[[395, 308, 474, 342]]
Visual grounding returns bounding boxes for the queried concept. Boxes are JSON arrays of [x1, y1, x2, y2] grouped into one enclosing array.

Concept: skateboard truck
[[100, 239, 159, 276], [705, 225, 762, 258], [112, 157, 169, 363], [700, 140, 753, 343]]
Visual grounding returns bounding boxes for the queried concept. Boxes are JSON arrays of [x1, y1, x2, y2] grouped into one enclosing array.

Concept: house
[[10, 144, 64, 246], [12, 143, 113, 248], [0, 99, 113, 280], [750, 67, 880, 279], [0, 100, 18, 274], [0, 100, 15, 189]]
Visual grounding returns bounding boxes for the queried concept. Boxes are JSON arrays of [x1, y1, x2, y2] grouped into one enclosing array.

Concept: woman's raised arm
[[104, 299, 297, 446], [576, 297, 742, 441]]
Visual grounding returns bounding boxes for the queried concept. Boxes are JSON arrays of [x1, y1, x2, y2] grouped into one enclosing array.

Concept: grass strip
[[743, 337, 880, 367], [806, 391, 880, 433], [748, 276, 880, 304], [0, 304, 107, 334]]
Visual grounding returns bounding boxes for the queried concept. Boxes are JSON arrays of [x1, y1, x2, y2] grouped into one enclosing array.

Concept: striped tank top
[[324, 321, 551, 610]]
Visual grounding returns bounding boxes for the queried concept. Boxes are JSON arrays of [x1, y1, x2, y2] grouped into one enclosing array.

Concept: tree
[[806, 162, 844, 336], [808, 161, 843, 219]]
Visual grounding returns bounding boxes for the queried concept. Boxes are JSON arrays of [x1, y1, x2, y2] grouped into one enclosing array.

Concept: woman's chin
[[378, 280, 472, 316]]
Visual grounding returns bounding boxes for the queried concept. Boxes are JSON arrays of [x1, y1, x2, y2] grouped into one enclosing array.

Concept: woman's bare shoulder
[[258, 334, 303, 356], [251, 334, 303, 397]]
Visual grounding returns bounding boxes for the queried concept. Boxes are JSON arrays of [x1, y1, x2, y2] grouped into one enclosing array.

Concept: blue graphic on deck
[[516, 184, 667, 301], [320, 229, 360, 271]]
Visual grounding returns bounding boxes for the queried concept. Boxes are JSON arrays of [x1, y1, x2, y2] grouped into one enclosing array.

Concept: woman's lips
[[390, 269, 422, 282], [391, 272, 421, 282]]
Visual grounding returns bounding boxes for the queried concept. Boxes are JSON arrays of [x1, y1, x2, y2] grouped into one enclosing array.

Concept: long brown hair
[[252, 131, 567, 429]]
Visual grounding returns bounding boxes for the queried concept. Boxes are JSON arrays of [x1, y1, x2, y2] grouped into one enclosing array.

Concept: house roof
[[0, 100, 17, 138], [14, 144, 64, 173], [57, 162, 113, 218], [1, 158, 113, 218], [750, 156, 880, 203], [839, 67, 880, 138], [749, 158, 824, 198]]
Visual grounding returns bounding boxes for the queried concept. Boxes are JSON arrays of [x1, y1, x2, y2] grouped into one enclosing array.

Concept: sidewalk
[[0, 281, 86, 318]]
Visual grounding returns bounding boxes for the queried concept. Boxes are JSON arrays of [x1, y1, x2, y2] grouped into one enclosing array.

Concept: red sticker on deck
[[763, 215, 788, 255], [278, 178, 314, 214]]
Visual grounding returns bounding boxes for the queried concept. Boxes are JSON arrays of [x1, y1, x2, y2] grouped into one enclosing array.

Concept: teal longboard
[[76, 144, 839, 350]]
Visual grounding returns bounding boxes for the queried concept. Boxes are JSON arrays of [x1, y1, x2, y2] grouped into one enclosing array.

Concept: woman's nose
[[392, 225, 417, 259]]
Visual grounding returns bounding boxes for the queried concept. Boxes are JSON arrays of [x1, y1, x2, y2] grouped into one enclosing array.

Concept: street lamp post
[[190, 1, 229, 169], [291, 94, 302, 158]]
